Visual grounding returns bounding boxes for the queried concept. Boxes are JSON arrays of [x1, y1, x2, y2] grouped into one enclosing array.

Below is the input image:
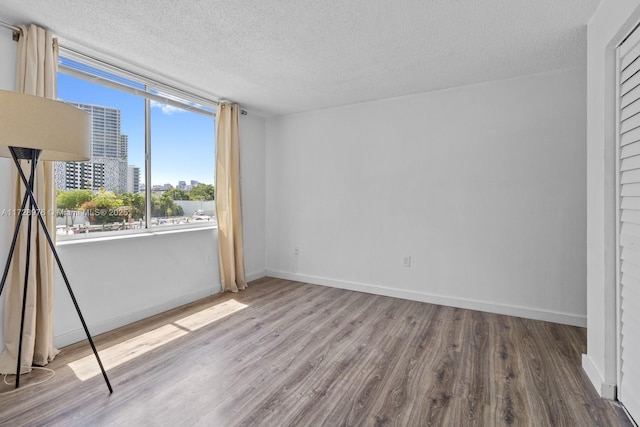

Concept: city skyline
[[57, 72, 215, 186], [54, 99, 213, 194]]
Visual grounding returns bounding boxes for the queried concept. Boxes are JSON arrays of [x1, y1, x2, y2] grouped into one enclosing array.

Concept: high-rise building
[[119, 135, 128, 159], [55, 103, 130, 193], [72, 103, 122, 158], [127, 165, 141, 193], [54, 161, 104, 190]]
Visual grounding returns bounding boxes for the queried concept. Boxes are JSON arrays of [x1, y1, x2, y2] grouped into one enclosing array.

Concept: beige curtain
[[0, 25, 60, 374], [215, 103, 247, 292]]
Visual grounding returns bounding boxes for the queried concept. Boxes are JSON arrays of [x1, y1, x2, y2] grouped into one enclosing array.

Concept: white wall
[[0, 27, 16, 94], [241, 113, 267, 280], [53, 229, 219, 346], [266, 68, 587, 327], [584, 0, 640, 399]]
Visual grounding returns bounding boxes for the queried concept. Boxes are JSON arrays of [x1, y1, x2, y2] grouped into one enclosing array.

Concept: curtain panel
[[0, 24, 60, 374], [215, 103, 247, 293]]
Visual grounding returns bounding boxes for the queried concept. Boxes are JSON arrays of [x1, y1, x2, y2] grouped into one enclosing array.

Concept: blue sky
[[57, 73, 215, 187]]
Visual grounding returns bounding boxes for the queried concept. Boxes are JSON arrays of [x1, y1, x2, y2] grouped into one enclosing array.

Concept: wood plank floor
[[0, 277, 633, 426]]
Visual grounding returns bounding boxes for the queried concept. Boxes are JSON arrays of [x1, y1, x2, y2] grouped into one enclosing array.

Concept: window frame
[[56, 49, 217, 241]]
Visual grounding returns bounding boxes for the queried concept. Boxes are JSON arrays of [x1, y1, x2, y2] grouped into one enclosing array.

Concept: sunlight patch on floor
[[175, 299, 248, 331], [68, 299, 248, 381]]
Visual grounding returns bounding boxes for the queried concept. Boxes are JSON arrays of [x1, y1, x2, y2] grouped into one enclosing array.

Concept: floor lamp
[[0, 89, 112, 393]]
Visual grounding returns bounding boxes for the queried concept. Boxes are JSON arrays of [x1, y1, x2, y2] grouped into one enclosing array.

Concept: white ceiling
[[0, 0, 600, 116]]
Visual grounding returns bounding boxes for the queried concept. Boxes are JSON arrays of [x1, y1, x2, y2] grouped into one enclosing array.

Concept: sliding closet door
[[618, 24, 640, 424]]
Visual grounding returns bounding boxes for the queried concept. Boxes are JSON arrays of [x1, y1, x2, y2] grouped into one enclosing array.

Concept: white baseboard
[[246, 270, 267, 283], [582, 354, 617, 400], [53, 286, 216, 348], [266, 270, 587, 328]]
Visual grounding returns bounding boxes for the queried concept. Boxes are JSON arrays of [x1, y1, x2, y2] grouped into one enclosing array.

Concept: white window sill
[[56, 223, 217, 246]]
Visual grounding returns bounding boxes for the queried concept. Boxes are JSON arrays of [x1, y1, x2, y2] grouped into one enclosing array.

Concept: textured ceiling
[[0, 0, 600, 116]]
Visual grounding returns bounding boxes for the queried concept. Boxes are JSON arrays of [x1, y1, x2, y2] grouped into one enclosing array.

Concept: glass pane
[[55, 72, 146, 237], [59, 57, 146, 91], [150, 102, 215, 228]]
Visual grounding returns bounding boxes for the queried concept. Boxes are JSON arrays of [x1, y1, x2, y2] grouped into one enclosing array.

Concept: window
[[55, 55, 216, 239]]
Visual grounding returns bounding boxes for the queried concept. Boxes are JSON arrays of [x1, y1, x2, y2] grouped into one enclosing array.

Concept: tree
[[151, 193, 184, 217], [119, 192, 146, 220], [57, 189, 93, 226], [165, 188, 190, 201], [189, 184, 215, 201], [57, 189, 93, 212], [81, 190, 125, 225]]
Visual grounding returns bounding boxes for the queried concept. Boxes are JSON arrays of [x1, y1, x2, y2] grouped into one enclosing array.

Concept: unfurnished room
[[0, 1, 638, 426]]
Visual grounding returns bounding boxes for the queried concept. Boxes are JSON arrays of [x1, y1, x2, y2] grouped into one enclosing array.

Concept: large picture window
[[55, 56, 216, 238]]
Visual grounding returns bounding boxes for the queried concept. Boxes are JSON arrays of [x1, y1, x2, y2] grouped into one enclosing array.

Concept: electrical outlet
[[403, 256, 411, 268], [293, 247, 299, 273]]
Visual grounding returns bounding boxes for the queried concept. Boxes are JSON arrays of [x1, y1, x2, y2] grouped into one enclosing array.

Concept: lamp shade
[[0, 89, 91, 161]]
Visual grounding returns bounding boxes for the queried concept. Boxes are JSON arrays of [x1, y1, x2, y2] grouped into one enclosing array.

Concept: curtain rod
[[1, 19, 247, 115], [0, 19, 21, 41], [63, 42, 248, 115], [61, 45, 245, 115], [60, 44, 221, 109]]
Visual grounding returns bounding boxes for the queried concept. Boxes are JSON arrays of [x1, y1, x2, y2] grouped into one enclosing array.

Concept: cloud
[[150, 100, 185, 115]]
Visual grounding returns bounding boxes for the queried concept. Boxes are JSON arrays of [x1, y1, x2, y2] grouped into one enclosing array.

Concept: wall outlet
[[292, 247, 299, 273], [206, 254, 213, 264], [403, 256, 411, 268]]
